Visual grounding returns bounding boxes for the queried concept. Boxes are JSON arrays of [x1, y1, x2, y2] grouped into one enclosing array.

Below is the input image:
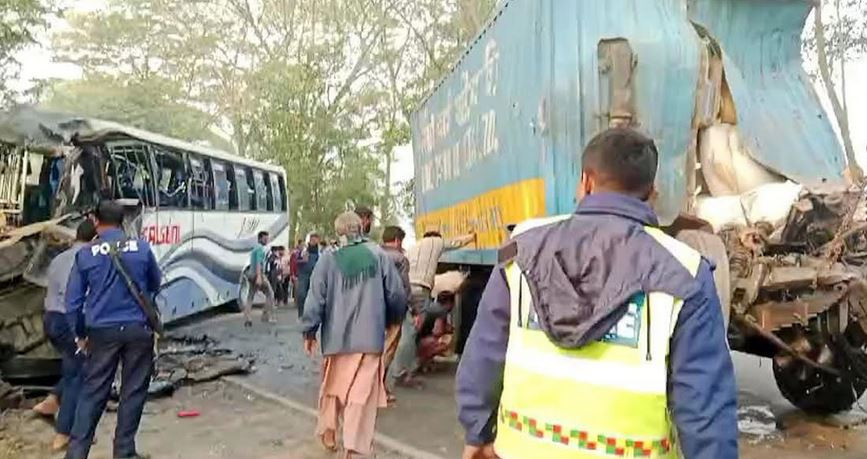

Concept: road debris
[[738, 405, 779, 442], [148, 333, 254, 397], [0, 378, 24, 410]]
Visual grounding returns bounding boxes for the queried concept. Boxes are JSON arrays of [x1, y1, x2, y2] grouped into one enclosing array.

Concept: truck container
[[411, 0, 867, 413]]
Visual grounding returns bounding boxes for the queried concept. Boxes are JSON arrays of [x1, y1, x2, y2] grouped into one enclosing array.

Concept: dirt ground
[[3, 308, 867, 459], [739, 410, 867, 459], [176, 310, 867, 459], [0, 381, 407, 459]]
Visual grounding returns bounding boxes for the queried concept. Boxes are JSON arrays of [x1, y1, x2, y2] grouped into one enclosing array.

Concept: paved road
[[174, 306, 867, 458], [0, 381, 410, 459]]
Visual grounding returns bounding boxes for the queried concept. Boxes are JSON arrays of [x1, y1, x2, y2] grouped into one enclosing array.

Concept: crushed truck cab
[[411, 0, 867, 413]]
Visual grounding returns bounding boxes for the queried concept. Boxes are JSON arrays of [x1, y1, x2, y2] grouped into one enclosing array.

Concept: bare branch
[[813, 0, 862, 181]]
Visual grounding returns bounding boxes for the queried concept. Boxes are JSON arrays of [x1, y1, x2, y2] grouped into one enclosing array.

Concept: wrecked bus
[[0, 107, 289, 363], [411, 0, 867, 413]]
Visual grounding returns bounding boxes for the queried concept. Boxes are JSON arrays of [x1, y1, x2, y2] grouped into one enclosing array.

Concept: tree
[[0, 0, 53, 105], [40, 74, 233, 149], [249, 60, 382, 238], [395, 178, 415, 219], [365, 0, 498, 223], [805, 0, 866, 181], [51, 0, 253, 151], [42, 0, 499, 233]]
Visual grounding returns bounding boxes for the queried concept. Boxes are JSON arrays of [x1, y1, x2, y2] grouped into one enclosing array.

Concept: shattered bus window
[[106, 141, 155, 207], [235, 166, 253, 211], [0, 143, 26, 227], [212, 160, 230, 211], [189, 154, 214, 210], [154, 147, 188, 208], [275, 174, 286, 211], [224, 162, 239, 210], [252, 169, 268, 211]]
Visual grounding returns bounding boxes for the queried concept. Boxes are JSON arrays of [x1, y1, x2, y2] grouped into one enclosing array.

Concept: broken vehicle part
[[711, 184, 867, 413]]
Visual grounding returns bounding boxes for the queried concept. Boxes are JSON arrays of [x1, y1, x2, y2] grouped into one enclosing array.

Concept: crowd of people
[[259, 206, 473, 458], [34, 198, 473, 459], [29, 128, 737, 459], [293, 128, 737, 459]]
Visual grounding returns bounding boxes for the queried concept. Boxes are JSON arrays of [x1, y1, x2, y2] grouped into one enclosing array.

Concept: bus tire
[[228, 276, 249, 313]]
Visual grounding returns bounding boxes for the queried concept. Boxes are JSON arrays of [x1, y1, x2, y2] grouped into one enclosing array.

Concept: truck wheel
[[675, 230, 731, 328], [772, 357, 867, 414]]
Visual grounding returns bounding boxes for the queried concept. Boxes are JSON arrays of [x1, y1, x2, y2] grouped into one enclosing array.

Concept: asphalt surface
[[0, 381, 410, 459], [174, 306, 867, 458]]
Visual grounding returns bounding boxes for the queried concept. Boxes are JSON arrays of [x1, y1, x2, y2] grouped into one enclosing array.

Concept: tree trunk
[[232, 116, 247, 156], [381, 147, 393, 225], [835, 0, 849, 117], [814, 1, 863, 182]]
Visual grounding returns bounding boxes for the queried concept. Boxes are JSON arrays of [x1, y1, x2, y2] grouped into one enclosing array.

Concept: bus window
[[277, 175, 287, 211], [212, 160, 230, 211], [188, 155, 214, 210], [234, 166, 253, 211], [263, 172, 275, 211], [106, 141, 156, 207], [153, 147, 188, 208], [252, 170, 268, 211], [268, 173, 282, 212], [225, 162, 238, 210]]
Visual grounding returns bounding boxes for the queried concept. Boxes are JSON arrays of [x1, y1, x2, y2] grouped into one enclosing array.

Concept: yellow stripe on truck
[[415, 178, 547, 249]]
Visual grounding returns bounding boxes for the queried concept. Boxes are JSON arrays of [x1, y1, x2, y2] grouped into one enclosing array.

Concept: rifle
[[108, 240, 164, 335]]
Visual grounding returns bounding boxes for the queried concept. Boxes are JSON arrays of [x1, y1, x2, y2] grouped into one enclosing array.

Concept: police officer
[[65, 200, 161, 459], [456, 128, 738, 459]]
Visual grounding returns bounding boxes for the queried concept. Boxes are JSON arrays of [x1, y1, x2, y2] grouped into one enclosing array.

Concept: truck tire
[[772, 357, 867, 414], [676, 230, 731, 328]]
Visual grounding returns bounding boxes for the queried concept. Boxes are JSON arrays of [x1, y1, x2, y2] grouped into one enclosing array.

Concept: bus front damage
[[0, 108, 143, 363]]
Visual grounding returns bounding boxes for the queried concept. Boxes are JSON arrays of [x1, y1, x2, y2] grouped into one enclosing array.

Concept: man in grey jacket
[[301, 212, 407, 458], [381, 225, 411, 402]]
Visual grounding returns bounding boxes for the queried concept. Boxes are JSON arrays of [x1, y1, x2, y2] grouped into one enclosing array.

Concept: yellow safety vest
[[494, 216, 701, 459]]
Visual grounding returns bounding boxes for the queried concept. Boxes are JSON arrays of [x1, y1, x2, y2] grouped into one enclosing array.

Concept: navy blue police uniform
[[64, 227, 161, 459]]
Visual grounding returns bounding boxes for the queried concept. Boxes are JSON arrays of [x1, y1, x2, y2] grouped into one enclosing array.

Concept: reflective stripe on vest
[[495, 216, 701, 459]]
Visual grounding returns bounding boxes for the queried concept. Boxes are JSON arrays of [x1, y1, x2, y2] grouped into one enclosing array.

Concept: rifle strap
[[107, 239, 163, 335]]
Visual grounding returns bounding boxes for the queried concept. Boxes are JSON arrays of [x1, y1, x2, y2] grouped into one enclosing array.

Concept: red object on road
[[177, 410, 200, 418]]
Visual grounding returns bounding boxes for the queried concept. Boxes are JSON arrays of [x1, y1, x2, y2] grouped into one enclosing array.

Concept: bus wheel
[[228, 277, 248, 313]]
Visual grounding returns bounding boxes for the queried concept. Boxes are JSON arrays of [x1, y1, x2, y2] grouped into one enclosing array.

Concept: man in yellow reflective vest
[[456, 128, 738, 459]]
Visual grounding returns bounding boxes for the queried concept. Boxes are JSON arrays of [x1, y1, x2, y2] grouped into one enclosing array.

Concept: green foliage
[[250, 60, 381, 238], [40, 0, 499, 235], [40, 74, 232, 149], [0, 0, 52, 105], [396, 178, 415, 219]]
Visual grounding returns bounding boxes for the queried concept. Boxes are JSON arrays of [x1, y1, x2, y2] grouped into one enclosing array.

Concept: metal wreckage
[[716, 184, 867, 412], [0, 107, 251, 402], [406, 0, 867, 414], [2, 106, 867, 413]]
